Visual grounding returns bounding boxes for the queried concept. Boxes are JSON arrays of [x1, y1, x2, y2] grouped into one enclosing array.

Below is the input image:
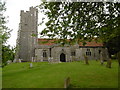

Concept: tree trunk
[[117, 52, 120, 67]]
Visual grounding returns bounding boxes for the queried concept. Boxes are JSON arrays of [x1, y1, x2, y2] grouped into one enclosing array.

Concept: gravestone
[[48, 57, 54, 64], [13, 59, 16, 63], [64, 77, 70, 88], [29, 63, 33, 68], [106, 59, 112, 68], [31, 57, 33, 62], [100, 52, 104, 65], [19, 59, 21, 63], [70, 56, 72, 62], [48, 57, 52, 64], [84, 54, 89, 65], [7, 60, 12, 64]]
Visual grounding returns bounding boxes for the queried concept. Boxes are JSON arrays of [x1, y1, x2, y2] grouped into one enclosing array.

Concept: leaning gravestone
[[64, 77, 70, 88]]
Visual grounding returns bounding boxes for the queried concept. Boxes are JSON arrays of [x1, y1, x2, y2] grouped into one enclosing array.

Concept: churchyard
[[2, 60, 118, 88]]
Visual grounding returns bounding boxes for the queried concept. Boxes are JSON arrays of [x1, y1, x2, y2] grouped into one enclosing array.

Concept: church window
[[71, 51, 75, 56], [86, 52, 91, 56], [99, 50, 101, 54], [86, 48, 91, 56], [87, 49, 90, 51], [43, 50, 47, 57]]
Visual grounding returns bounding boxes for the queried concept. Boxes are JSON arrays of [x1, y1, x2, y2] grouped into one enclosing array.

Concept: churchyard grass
[[0, 68, 2, 89], [2, 60, 118, 88]]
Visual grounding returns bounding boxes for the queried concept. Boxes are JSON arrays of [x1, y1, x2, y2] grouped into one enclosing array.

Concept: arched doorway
[[60, 53, 66, 62]]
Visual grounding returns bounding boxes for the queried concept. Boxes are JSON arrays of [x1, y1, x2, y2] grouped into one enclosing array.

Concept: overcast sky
[[4, 0, 47, 47]]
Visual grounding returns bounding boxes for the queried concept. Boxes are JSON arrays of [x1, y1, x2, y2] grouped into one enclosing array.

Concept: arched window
[[43, 50, 47, 57], [71, 51, 76, 56], [86, 48, 91, 56]]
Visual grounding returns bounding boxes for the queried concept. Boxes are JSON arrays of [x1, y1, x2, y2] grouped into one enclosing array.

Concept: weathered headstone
[[48, 57, 54, 64], [29, 63, 33, 68], [84, 54, 89, 65], [100, 52, 104, 65], [64, 77, 70, 88], [13, 59, 16, 63], [7, 60, 12, 64], [48, 57, 52, 64], [106, 59, 112, 68], [19, 59, 21, 63]]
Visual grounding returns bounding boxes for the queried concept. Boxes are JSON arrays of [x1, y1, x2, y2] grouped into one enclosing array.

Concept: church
[[15, 7, 109, 62]]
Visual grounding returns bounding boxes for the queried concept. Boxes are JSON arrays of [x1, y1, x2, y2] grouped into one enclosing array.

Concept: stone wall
[[35, 45, 108, 62]]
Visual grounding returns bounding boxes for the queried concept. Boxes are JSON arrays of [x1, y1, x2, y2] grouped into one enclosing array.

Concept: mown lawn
[[0, 68, 2, 89], [2, 60, 118, 88]]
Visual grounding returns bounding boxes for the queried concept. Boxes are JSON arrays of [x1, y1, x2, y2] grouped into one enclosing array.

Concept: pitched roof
[[38, 39, 55, 46], [38, 38, 103, 47], [79, 42, 103, 47]]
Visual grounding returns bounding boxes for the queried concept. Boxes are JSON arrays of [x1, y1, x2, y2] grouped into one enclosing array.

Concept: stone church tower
[[16, 7, 38, 62]]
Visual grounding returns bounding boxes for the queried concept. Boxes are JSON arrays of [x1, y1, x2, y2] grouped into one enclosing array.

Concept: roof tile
[[38, 38, 103, 47]]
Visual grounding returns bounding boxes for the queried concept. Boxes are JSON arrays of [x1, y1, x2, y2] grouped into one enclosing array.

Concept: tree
[[39, 2, 120, 48], [2, 45, 15, 66], [0, 1, 11, 44], [105, 35, 120, 58], [0, 0, 14, 67]]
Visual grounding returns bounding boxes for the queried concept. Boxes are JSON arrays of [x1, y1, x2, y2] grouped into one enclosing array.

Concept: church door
[[60, 53, 66, 62]]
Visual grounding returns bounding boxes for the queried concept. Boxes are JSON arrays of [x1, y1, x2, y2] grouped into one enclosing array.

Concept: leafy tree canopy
[[0, 0, 11, 44], [0, 0, 15, 66], [39, 2, 120, 46]]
